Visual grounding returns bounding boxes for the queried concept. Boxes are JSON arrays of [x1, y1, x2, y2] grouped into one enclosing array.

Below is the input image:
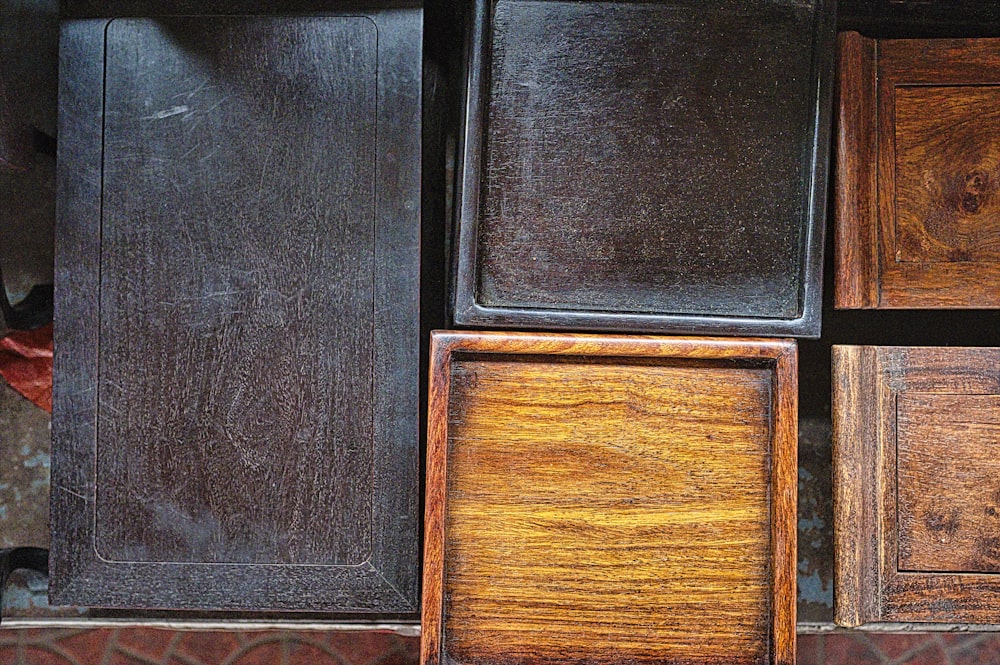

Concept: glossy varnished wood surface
[[422, 332, 798, 665], [452, 0, 835, 337], [52, 10, 423, 612], [835, 33, 1000, 309], [833, 346, 1000, 626]]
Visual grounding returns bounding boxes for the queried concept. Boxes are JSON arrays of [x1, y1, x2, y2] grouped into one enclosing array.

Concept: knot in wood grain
[[960, 169, 990, 214]]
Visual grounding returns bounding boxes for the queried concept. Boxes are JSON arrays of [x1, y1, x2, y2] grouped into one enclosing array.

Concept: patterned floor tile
[[950, 634, 1000, 665], [0, 628, 420, 665]]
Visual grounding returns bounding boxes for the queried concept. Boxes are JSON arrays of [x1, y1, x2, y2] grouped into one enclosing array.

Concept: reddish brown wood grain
[[422, 331, 797, 665], [897, 394, 1000, 574], [833, 346, 1000, 627], [834, 33, 1000, 309], [834, 31, 879, 309]]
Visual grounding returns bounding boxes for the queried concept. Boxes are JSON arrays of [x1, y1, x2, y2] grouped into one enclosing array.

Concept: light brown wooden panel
[[834, 33, 1000, 308], [834, 346, 1000, 627], [422, 331, 798, 665], [897, 394, 1000, 574]]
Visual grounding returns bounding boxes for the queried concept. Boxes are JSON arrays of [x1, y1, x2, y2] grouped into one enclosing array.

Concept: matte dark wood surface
[[835, 33, 1000, 309], [422, 332, 798, 665], [452, 0, 835, 337], [52, 11, 422, 612], [833, 346, 1000, 626], [98, 16, 377, 567]]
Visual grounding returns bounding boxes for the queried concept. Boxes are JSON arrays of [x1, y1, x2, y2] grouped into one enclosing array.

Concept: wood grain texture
[[834, 34, 1000, 309], [897, 394, 1000, 574], [831, 345, 883, 627], [98, 16, 377, 567], [833, 346, 1000, 626], [52, 10, 423, 612], [834, 32, 879, 309], [422, 331, 798, 665], [451, 0, 835, 337], [894, 86, 1000, 263]]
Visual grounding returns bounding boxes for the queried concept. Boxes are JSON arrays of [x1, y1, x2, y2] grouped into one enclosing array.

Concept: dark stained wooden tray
[[51, 8, 423, 613], [451, 0, 836, 338]]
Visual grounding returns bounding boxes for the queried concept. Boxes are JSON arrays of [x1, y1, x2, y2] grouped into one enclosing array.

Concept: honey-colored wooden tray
[[422, 331, 798, 665]]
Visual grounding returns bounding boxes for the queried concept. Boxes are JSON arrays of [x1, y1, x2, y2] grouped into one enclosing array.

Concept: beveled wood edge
[[60, 0, 423, 18], [771, 343, 799, 665], [369, 6, 423, 610], [420, 330, 798, 665], [428, 329, 797, 361], [419, 333, 453, 665], [51, 17, 107, 611], [834, 31, 880, 309], [879, 264, 1000, 309], [50, 558, 417, 613], [832, 346, 884, 627], [453, 301, 823, 338], [449, 0, 487, 329], [451, 0, 832, 337]]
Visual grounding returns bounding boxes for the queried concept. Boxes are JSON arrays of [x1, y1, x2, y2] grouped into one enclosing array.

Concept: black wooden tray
[[52, 7, 422, 613], [451, 0, 836, 337]]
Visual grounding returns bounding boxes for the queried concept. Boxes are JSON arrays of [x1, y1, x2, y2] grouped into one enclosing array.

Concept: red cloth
[[0, 323, 52, 412]]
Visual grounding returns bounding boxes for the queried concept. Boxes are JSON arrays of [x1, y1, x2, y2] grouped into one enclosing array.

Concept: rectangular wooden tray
[[422, 331, 798, 665], [52, 9, 422, 613], [451, 0, 836, 337]]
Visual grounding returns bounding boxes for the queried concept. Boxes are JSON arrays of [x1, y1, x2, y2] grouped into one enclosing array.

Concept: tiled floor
[[5, 629, 1000, 664], [0, 628, 420, 665], [800, 632, 1000, 665]]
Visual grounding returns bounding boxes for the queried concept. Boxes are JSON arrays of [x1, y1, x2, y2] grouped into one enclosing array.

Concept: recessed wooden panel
[[423, 332, 798, 665], [897, 394, 1000, 574], [97, 16, 376, 567], [833, 346, 1000, 627], [894, 87, 1000, 264], [52, 10, 422, 612], [835, 33, 1000, 308], [452, 0, 835, 337]]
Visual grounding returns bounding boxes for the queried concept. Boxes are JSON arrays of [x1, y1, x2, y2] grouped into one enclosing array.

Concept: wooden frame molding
[[834, 346, 1000, 626], [422, 331, 798, 665], [835, 32, 1000, 309]]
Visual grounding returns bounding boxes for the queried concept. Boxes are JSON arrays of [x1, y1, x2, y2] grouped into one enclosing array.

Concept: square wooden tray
[[451, 0, 835, 337], [422, 331, 798, 665]]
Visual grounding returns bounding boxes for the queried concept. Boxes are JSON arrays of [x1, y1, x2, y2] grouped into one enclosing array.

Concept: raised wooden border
[[449, 0, 836, 338], [833, 346, 1000, 626], [834, 34, 1000, 309], [421, 331, 798, 665], [51, 7, 422, 613], [834, 32, 879, 309]]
